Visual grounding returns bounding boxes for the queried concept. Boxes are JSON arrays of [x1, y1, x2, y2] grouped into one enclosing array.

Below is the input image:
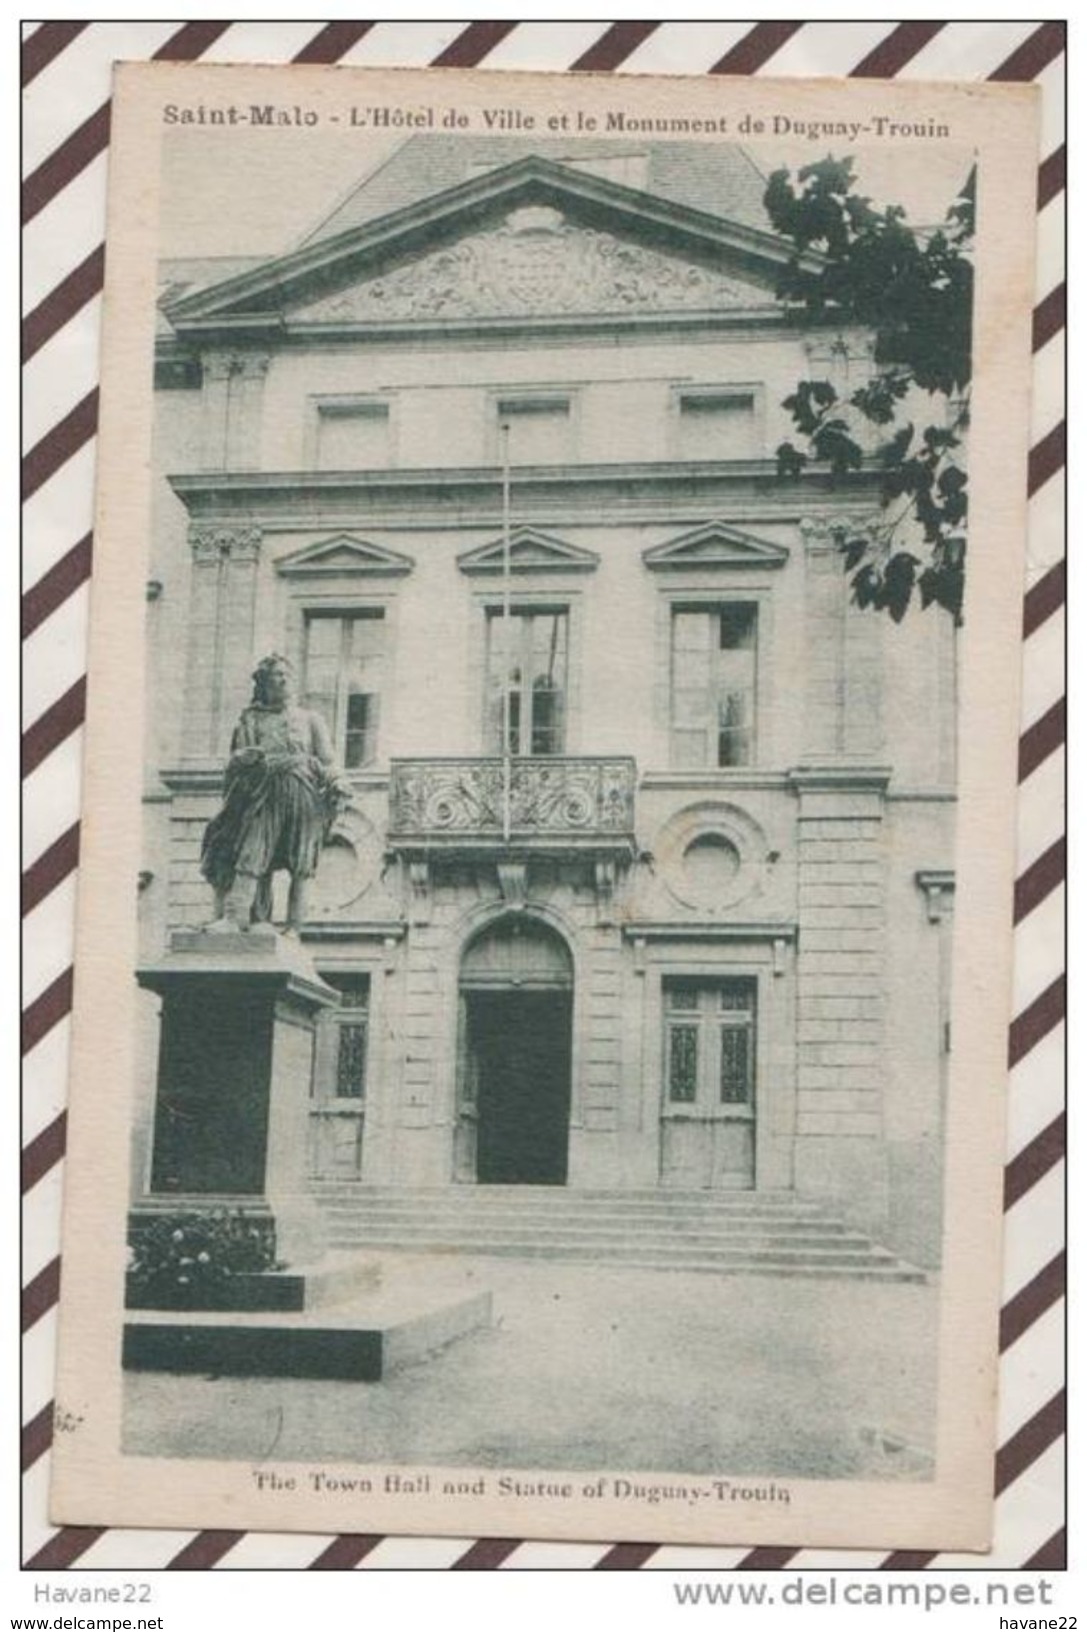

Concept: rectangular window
[[319, 973, 369, 1102], [671, 604, 757, 769], [496, 396, 572, 466], [664, 980, 756, 1109], [303, 612, 385, 769], [667, 1024, 699, 1104], [485, 608, 568, 756], [677, 390, 757, 461], [315, 400, 390, 470]]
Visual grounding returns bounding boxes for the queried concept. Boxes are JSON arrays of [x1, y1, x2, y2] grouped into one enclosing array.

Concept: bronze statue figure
[[201, 654, 350, 933]]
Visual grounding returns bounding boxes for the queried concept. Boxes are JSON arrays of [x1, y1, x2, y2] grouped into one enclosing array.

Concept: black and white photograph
[[48, 60, 1040, 1551]]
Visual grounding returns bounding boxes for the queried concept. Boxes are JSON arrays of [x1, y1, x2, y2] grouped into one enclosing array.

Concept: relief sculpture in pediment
[[296, 208, 763, 323]]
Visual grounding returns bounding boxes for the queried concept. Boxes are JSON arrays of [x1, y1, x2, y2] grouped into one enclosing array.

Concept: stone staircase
[[312, 1186, 926, 1283]]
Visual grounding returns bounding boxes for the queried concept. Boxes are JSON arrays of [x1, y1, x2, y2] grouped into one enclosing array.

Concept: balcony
[[387, 757, 637, 860]]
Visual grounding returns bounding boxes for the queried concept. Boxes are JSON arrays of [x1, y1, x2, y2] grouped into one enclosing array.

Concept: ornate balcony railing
[[387, 757, 637, 854]]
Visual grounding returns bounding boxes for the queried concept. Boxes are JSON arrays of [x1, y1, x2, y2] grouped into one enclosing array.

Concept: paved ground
[[124, 1255, 937, 1481]]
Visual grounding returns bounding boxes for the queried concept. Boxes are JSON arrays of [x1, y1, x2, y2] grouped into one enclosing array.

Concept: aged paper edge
[[49, 61, 1039, 1551]]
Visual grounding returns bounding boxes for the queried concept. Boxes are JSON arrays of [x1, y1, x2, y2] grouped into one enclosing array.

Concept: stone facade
[[136, 140, 956, 1266]]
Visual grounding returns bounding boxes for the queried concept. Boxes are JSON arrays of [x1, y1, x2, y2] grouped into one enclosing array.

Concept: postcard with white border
[[50, 60, 1039, 1551]]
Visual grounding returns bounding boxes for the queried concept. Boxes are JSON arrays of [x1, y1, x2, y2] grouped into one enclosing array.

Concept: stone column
[[789, 766, 891, 1235]]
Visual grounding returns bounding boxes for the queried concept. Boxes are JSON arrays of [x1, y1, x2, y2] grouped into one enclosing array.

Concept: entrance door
[[456, 916, 575, 1185], [309, 973, 368, 1181], [468, 991, 572, 1185], [660, 978, 756, 1189]]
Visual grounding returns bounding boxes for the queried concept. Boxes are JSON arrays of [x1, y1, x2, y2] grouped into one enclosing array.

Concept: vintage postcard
[[50, 60, 1039, 1550]]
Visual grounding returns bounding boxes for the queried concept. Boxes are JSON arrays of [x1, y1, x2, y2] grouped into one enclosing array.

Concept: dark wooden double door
[[465, 991, 572, 1185]]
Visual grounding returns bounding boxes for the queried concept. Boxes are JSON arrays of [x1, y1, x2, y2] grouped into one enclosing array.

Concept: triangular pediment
[[458, 527, 599, 577], [643, 523, 789, 572], [162, 157, 797, 337], [275, 534, 414, 578], [291, 211, 767, 325]]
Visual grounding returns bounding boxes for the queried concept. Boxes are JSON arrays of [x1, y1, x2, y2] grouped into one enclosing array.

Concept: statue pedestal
[[133, 927, 340, 1303]]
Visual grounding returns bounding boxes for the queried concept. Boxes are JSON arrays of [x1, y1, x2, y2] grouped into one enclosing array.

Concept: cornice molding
[[168, 463, 884, 524]]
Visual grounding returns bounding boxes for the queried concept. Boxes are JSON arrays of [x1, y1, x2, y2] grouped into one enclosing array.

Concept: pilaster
[[227, 352, 270, 470], [181, 523, 263, 762], [200, 350, 269, 471], [219, 525, 264, 750], [200, 352, 234, 470], [789, 764, 892, 1231], [800, 513, 884, 760]]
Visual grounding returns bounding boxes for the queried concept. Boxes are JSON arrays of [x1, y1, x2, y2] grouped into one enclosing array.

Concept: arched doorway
[[457, 916, 573, 1185]]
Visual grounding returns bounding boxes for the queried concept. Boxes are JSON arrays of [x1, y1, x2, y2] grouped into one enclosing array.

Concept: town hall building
[[133, 136, 957, 1272]]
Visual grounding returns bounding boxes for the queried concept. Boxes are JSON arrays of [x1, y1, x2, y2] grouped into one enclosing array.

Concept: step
[[315, 1192, 830, 1213], [317, 1203, 852, 1229], [689, 1264, 925, 1283], [310, 1188, 925, 1283], [320, 1235, 907, 1268], [322, 1223, 872, 1251], [320, 1245, 924, 1284], [315, 1186, 822, 1208], [318, 1220, 848, 1240], [319, 1211, 860, 1235], [315, 1201, 833, 1225]]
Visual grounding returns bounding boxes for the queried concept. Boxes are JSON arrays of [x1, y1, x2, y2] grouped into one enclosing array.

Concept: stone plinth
[[123, 1287, 493, 1381], [135, 927, 340, 1285]]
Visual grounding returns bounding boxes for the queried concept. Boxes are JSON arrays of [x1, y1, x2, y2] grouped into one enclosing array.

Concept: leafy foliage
[[127, 1207, 278, 1308], [765, 157, 974, 622]]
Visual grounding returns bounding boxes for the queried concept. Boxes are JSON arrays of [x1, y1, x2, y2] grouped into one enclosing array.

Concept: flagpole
[[500, 419, 512, 845]]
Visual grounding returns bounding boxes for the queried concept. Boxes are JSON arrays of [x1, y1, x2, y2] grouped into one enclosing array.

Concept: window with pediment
[[485, 607, 568, 757], [277, 535, 412, 774], [303, 611, 386, 769], [670, 603, 758, 769]]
